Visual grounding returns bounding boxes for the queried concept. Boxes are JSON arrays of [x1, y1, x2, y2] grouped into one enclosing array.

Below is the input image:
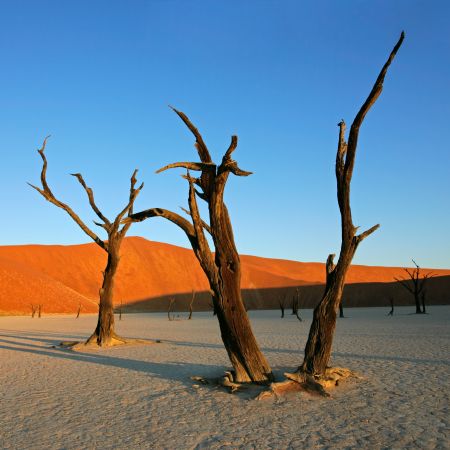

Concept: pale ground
[[0, 307, 449, 450]]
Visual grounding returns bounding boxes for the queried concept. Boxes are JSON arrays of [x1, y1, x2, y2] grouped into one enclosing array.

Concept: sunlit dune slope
[[0, 236, 449, 314]]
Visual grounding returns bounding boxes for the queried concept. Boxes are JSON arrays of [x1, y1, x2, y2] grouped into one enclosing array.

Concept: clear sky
[[1, 0, 449, 268]]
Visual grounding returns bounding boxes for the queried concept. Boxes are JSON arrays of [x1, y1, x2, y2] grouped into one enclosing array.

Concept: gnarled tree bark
[[125, 109, 273, 383], [30, 138, 145, 347]]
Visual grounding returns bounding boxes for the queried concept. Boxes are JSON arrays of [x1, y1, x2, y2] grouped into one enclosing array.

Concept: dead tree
[[421, 290, 427, 314], [387, 297, 394, 316], [188, 290, 195, 320], [339, 300, 345, 318], [125, 108, 273, 383], [279, 295, 286, 318], [394, 259, 433, 314], [257, 33, 405, 400], [76, 302, 82, 318], [37, 304, 42, 318], [299, 33, 404, 378], [168, 297, 175, 321], [292, 288, 302, 321], [299, 32, 404, 378], [118, 299, 123, 321], [30, 137, 144, 347], [30, 304, 37, 318]]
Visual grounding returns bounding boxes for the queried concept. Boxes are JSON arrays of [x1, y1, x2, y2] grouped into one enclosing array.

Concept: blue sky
[[1, 0, 449, 268]]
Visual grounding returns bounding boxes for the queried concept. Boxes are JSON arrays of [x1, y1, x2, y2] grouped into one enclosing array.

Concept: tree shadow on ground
[[0, 333, 226, 388]]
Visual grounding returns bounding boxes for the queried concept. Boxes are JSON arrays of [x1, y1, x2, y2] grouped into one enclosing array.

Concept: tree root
[[256, 367, 360, 400], [191, 371, 248, 394], [57, 332, 161, 350]]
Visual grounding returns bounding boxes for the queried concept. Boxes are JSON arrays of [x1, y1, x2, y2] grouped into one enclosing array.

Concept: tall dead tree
[[125, 108, 273, 383], [258, 33, 405, 400], [394, 259, 433, 314], [298, 32, 405, 378], [30, 137, 144, 347]]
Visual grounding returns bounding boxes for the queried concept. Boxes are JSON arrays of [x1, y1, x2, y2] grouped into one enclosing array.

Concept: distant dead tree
[[292, 288, 302, 321], [188, 290, 195, 320], [421, 290, 427, 314], [125, 108, 273, 383], [278, 295, 286, 318], [260, 32, 405, 398], [30, 304, 37, 318], [76, 302, 82, 318], [30, 137, 144, 347], [394, 259, 433, 314], [339, 300, 345, 318], [118, 299, 123, 321], [168, 297, 175, 321], [37, 304, 42, 318], [387, 297, 394, 316]]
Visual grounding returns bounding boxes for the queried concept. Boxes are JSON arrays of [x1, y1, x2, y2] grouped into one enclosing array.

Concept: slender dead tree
[[339, 300, 345, 318], [298, 32, 404, 378], [421, 290, 427, 314], [30, 304, 37, 318], [76, 302, 82, 318], [188, 290, 195, 320], [37, 304, 42, 318], [258, 32, 405, 400], [394, 259, 433, 314], [292, 288, 302, 321], [118, 299, 123, 321], [125, 108, 273, 383], [168, 297, 175, 321], [30, 137, 144, 347], [279, 295, 286, 318], [387, 297, 394, 316]]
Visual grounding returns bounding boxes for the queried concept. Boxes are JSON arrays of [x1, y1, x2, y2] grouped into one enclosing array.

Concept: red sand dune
[[0, 236, 449, 314]]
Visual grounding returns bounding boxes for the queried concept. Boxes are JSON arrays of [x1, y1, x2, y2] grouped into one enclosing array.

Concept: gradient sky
[[1, 0, 449, 268]]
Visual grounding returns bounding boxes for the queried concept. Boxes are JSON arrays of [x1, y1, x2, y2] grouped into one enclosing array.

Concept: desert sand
[[1, 237, 449, 315], [0, 307, 448, 449]]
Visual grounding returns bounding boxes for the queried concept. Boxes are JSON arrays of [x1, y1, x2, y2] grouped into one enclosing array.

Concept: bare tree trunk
[[119, 299, 123, 321], [279, 296, 285, 318], [212, 278, 271, 383], [76, 302, 82, 318], [339, 300, 344, 318], [86, 249, 120, 345], [168, 297, 175, 321], [388, 297, 394, 316], [38, 304, 42, 318], [188, 290, 195, 320], [421, 291, 426, 314]]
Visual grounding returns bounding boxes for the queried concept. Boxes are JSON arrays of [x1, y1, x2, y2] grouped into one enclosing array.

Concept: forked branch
[[29, 137, 107, 251]]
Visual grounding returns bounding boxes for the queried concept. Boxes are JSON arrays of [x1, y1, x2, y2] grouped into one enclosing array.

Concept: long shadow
[[0, 337, 225, 387], [161, 338, 302, 355]]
